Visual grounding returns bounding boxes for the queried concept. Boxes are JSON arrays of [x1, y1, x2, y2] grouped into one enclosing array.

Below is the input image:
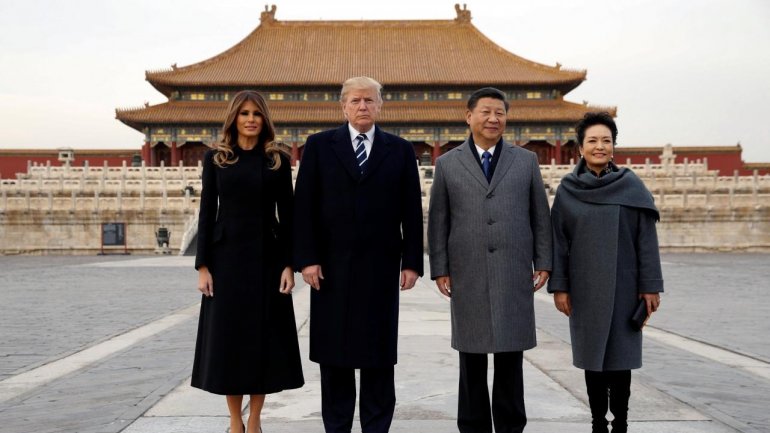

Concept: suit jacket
[[428, 140, 552, 353], [294, 124, 423, 368]]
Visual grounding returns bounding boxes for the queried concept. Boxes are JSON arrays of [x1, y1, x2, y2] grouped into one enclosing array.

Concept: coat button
[[487, 219, 495, 225], [486, 193, 494, 199], [488, 247, 496, 253]]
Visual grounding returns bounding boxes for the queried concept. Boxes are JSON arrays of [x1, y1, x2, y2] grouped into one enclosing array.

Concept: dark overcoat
[[428, 141, 552, 353], [293, 124, 424, 368], [192, 147, 304, 395], [548, 162, 664, 371]]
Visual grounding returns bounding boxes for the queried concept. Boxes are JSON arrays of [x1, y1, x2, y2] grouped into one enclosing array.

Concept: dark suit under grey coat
[[428, 140, 552, 353]]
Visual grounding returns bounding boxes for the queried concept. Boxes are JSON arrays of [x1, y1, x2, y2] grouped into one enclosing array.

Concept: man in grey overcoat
[[428, 87, 552, 433]]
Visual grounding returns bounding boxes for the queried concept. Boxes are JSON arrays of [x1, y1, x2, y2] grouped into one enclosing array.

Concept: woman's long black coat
[[192, 147, 304, 395], [293, 125, 424, 368]]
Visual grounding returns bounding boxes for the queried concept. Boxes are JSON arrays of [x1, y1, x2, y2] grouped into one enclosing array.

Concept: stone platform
[[1, 254, 768, 432]]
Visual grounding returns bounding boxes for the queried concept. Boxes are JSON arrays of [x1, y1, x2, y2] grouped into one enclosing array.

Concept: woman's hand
[[279, 266, 295, 294], [640, 292, 661, 317], [554, 292, 571, 316], [198, 266, 214, 297]]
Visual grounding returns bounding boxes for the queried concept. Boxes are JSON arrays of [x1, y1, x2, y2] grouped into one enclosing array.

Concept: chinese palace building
[[0, 4, 766, 177], [114, 4, 611, 167], [2, 5, 769, 255]]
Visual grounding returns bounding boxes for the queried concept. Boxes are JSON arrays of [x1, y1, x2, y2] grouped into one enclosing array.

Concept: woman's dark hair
[[467, 87, 509, 111], [575, 112, 618, 146]]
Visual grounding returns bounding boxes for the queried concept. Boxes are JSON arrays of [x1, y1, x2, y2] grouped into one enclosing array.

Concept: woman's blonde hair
[[212, 90, 288, 170]]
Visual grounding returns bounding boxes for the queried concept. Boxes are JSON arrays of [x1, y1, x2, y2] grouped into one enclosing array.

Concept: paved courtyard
[[0, 253, 768, 433]]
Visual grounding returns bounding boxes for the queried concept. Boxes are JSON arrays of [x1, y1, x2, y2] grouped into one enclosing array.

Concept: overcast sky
[[1, 0, 768, 162]]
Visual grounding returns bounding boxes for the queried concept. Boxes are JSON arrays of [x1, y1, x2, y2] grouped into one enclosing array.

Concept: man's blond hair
[[340, 76, 383, 105]]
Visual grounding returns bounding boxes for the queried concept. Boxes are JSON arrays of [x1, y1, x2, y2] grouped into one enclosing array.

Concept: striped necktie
[[355, 133, 368, 173]]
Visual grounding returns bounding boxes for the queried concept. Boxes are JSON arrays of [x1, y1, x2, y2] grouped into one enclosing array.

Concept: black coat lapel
[[330, 124, 362, 181]]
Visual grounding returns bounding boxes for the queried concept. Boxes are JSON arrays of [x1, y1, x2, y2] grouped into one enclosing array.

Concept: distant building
[[615, 145, 770, 176], [0, 149, 138, 180]]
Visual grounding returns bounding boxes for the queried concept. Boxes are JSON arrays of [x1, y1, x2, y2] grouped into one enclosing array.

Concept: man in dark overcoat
[[293, 76, 424, 433], [428, 87, 552, 433]]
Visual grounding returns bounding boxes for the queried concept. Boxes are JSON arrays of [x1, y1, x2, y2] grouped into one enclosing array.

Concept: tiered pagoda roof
[[117, 5, 614, 132], [144, 5, 585, 94], [118, 100, 613, 131]]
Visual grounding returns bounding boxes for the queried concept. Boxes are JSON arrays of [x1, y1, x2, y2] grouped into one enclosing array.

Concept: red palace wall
[[615, 147, 769, 176], [1, 146, 767, 178], [0, 150, 137, 179]]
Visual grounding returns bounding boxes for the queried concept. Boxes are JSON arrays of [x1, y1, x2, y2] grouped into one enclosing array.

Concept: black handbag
[[630, 299, 649, 331]]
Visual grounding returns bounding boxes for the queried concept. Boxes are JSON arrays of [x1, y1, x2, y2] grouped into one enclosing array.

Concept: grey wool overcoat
[[428, 140, 552, 353], [548, 161, 664, 371]]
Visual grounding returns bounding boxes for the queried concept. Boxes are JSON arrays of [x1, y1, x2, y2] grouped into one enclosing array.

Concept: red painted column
[[150, 144, 157, 167], [291, 142, 299, 166], [171, 141, 179, 166], [555, 139, 562, 164], [142, 141, 150, 163], [432, 141, 441, 164]]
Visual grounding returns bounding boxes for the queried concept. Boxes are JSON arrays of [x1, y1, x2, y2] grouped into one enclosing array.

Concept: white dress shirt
[[475, 144, 496, 161], [349, 124, 375, 158]]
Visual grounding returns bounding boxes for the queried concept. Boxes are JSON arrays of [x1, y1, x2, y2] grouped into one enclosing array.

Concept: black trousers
[[320, 364, 395, 433], [458, 351, 526, 433]]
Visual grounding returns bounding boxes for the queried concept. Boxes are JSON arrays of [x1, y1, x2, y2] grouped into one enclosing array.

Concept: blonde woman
[[193, 90, 304, 433]]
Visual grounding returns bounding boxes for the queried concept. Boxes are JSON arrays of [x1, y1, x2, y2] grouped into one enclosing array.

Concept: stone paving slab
[[1, 254, 761, 433], [655, 254, 770, 361], [123, 267, 739, 433], [0, 255, 198, 380], [0, 317, 197, 433], [123, 418, 735, 433]]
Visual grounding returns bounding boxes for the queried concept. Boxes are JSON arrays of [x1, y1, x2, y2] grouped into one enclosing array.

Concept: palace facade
[[0, 5, 765, 178], [115, 4, 613, 167]]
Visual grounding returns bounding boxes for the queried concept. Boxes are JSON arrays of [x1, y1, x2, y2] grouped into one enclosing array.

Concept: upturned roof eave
[[145, 74, 174, 97], [113, 99, 609, 128], [115, 116, 143, 133], [142, 77, 587, 90]]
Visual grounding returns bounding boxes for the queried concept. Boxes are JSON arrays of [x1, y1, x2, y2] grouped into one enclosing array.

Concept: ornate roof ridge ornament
[[261, 4, 277, 24], [454, 3, 471, 23]]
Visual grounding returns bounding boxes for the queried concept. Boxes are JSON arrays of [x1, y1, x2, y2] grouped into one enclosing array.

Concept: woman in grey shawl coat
[[548, 112, 663, 433]]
